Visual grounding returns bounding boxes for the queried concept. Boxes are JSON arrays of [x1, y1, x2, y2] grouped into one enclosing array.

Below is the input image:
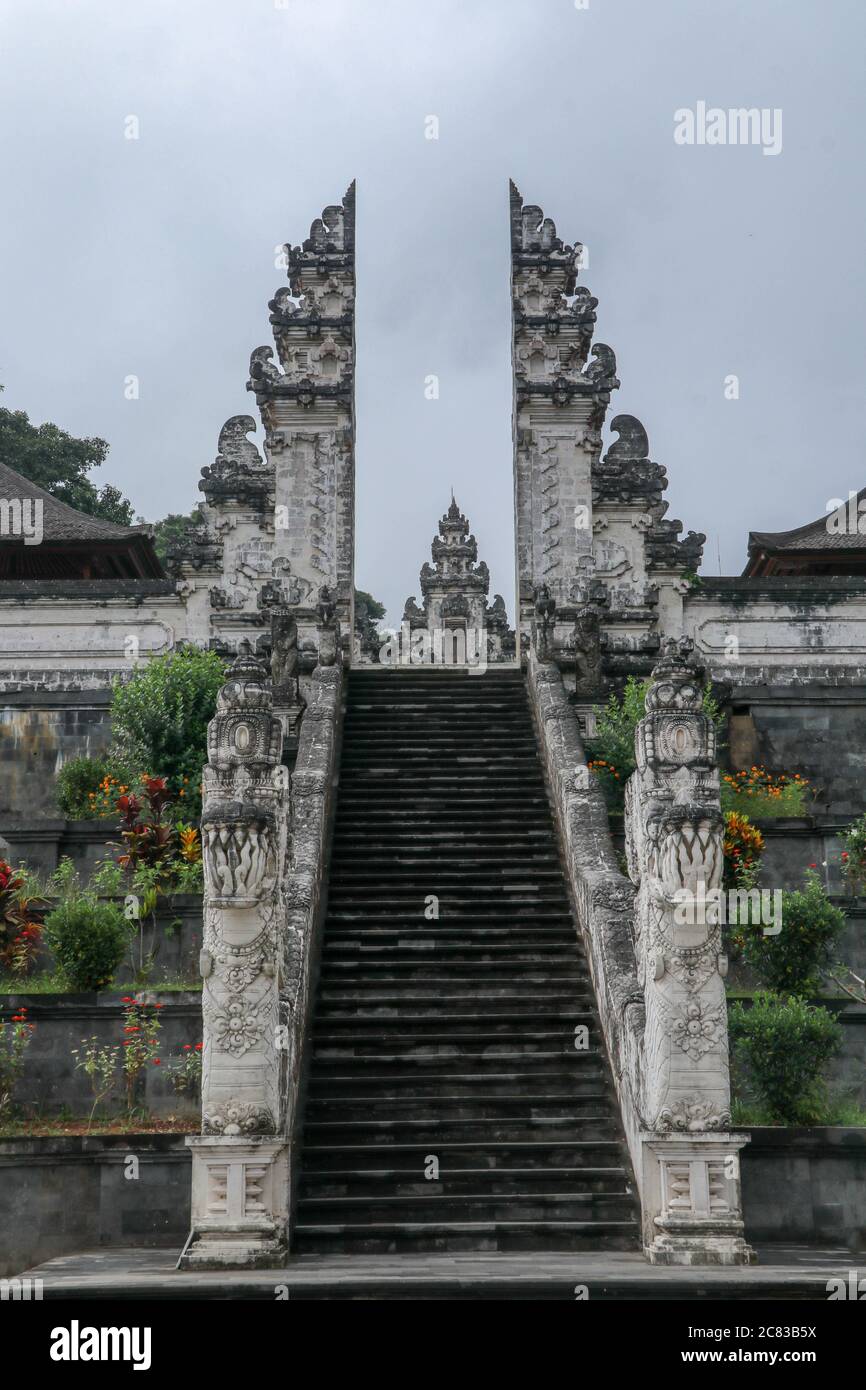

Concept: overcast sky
[[2, 0, 865, 625]]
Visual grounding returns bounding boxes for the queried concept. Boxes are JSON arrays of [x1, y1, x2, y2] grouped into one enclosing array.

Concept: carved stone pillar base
[[179, 1136, 289, 1270], [642, 1133, 756, 1267]]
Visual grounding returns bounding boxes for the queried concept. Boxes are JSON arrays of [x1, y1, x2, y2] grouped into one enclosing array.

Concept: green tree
[[354, 588, 387, 655], [0, 387, 135, 525], [110, 647, 226, 814], [146, 507, 204, 565]]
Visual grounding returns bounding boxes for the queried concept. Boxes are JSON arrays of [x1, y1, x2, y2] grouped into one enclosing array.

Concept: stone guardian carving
[[625, 638, 754, 1265], [181, 642, 290, 1268]]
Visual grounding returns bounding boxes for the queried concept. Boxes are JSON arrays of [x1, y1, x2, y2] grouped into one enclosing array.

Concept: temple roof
[[0, 460, 165, 579], [745, 489, 866, 577]]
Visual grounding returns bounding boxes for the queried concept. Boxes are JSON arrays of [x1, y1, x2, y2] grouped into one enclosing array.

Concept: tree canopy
[[0, 387, 135, 525]]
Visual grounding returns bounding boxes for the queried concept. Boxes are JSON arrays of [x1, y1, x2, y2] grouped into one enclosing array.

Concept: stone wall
[[741, 1127, 866, 1249], [0, 693, 112, 821], [0, 1135, 190, 1278], [0, 993, 202, 1116]]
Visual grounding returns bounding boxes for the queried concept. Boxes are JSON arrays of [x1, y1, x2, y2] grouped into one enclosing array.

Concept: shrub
[[110, 647, 225, 814], [71, 1035, 120, 1129], [731, 867, 846, 997], [42, 862, 127, 991], [166, 1041, 203, 1098], [720, 767, 811, 819], [723, 811, 764, 889], [840, 812, 866, 895], [55, 754, 133, 820], [729, 993, 842, 1124]]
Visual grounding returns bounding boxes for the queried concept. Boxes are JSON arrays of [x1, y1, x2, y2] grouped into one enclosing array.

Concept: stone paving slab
[[16, 1245, 857, 1300]]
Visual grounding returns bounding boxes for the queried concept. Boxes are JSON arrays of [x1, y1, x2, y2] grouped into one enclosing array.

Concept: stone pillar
[[181, 642, 290, 1268], [624, 637, 754, 1265], [510, 181, 618, 652]]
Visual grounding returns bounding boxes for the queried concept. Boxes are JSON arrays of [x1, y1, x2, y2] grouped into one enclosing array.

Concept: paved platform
[[17, 1245, 858, 1300]]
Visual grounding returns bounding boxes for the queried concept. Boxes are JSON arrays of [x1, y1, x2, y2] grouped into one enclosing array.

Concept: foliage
[[120, 996, 164, 1114], [729, 993, 842, 1124], [721, 767, 811, 819], [0, 860, 45, 977], [731, 1095, 866, 1128], [70, 997, 166, 1123], [55, 753, 134, 820], [730, 868, 847, 998], [115, 776, 176, 872], [110, 646, 225, 813], [586, 676, 724, 811], [0, 390, 134, 524], [166, 1041, 203, 1098], [42, 861, 127, 991], [354, 587, 387, 657], [147, 507, 204, 565], [586, 757, 625, 809], [71, 1035, 120, 1129], [0, 1006, 35, 1122], [723, 812, 764, 890], [839, 812, 866, 895], [92, 792, 202, 986]]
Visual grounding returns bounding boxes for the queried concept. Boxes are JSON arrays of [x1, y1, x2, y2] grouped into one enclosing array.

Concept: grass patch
[[0, 974, 201, 995], [0, 1115, 196, 1138]]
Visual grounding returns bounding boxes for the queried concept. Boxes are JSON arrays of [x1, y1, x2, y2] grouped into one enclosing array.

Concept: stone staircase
[[293, 668, 640, 1254]]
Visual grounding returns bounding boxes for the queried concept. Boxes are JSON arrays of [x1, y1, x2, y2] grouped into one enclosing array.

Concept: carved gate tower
[[510, 181, 617, 650]]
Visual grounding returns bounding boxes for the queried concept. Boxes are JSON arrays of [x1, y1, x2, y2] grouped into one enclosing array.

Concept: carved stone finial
[[581, 343, 619, 391], [216, 416, 262, 467], [606, 413, 650, 461]]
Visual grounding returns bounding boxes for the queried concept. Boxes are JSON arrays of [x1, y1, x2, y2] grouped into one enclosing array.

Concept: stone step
[[313, 1001, 595, 1023], [325, 897, 573, 910], [302, 1116, 621, 1144], [324, 924, 574, 937], [313, 1039, 599, 1060], [302, 1137, 625, 1165], [296, 1194, 637, 1225], [291, 1220, 640, 1254], [318, 967, 587, 984], [311, 1056, 608, 1078], [299, 1166, 630, 1198], [304, 1095, 613, 1121], [331, 824, 553, 838], [306, 1069, 604, 1096], [321, 948, 581, 965], [315, 990, 590, 1010]]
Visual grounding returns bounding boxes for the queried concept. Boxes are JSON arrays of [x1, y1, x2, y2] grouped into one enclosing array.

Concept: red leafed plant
[[0, 860, 44, 978], [116, 777, 175, 872]]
